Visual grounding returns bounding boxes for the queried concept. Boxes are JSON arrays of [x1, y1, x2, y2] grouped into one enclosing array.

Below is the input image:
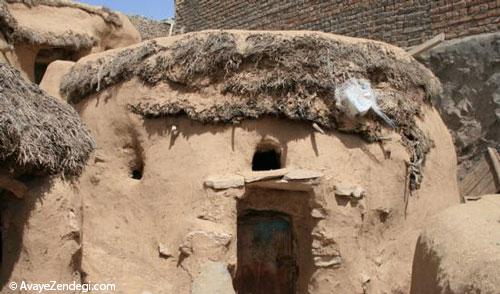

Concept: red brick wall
[[175, 0, 499, 47]]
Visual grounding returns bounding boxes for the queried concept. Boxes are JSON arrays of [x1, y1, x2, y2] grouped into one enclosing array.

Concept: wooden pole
[[487, 147, 500, 191], [408, 33, 446, 56]]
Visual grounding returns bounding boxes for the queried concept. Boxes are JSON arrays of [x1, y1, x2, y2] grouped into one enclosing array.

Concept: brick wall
[[175, 0, 499, 47], [129, 15, 172, 40]]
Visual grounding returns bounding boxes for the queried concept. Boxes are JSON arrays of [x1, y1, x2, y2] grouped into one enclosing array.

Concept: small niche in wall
[[129, 154, 144, 180], [131, 166, 143, 180]]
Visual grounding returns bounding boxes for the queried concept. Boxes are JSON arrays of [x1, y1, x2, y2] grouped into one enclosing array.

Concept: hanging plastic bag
[[335, 79, 395, 128]]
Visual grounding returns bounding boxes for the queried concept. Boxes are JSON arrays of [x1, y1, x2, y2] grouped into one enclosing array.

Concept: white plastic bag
[[335, 79, 395, 128]]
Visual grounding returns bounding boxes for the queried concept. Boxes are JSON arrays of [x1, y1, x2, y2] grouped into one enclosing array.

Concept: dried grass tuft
[[0, 63, 95, 176], [61, 40, 162, 104], [0, 0, 16, 42]]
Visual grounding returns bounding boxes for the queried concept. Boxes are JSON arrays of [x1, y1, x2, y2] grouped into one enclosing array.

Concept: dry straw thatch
[[0, 1, 16, 40], [61, 31, 440, 189], [0, 0, 122, 49], [0, 62, 94, 176]]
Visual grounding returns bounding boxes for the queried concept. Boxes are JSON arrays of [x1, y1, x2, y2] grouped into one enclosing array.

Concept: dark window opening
[[34, 63, 48, 85], [34, 48, 78, 84], [131, 167, 143, 180], [0, 205, 3, 266], [236, 210, 296, 294], [0, 231, 2, 267], [252, 149, 281, 171]]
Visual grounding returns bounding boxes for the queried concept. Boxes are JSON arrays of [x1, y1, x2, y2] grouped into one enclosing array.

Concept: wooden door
[[236, 211, 296, 294]]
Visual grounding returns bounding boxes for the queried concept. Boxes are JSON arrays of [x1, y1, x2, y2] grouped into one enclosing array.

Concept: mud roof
[[62, 30, 440, 128], [0, 62, 95, 176], [0, 0, 122, 50]]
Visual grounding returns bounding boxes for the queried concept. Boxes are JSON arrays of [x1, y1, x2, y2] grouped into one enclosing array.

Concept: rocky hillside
[[418, 32, 500, 179]]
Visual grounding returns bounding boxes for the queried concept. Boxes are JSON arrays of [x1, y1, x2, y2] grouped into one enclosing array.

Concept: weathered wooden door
[[236, 211, 296, 294]]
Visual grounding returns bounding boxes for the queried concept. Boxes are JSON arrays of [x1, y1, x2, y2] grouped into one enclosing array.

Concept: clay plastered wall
[[48, 79, 460, 293], [175, 0, 499, 47]]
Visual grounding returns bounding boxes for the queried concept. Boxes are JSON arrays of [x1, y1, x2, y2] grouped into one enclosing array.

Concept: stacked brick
[[175, 0, 499, 46], [431, 0, 499, 40]]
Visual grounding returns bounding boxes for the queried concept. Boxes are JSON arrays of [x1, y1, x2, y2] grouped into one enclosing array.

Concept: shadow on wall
[[139, 116, 381, 161], [34, 47, 82, 85], [409, 235, 453, 294], [0, 177, 55, 290]]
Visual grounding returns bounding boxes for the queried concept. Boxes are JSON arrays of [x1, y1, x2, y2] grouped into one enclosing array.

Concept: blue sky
[[79, 0, 174, 20]]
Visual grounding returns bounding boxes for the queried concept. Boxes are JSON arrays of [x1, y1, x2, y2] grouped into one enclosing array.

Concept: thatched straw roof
[[61, 30, 441, 189], [0, 62, 94, 176], [0, 0, 122, 50]]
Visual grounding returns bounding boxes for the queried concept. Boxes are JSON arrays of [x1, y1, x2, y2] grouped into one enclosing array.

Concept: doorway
[[33, 47, 78, 84], [236, 210, 297, 294]]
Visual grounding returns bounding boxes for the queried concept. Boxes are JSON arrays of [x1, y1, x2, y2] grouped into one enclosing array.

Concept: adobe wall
[[1, 73, 461, 292], [1, 2, 141, 82], [410, 195, 500, 294], [30, 78, 457, 293], [175, 0, 499, 47], [0, 179, 83, 291]]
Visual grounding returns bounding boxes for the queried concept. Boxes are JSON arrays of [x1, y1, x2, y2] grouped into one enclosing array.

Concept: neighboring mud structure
[[0, 0, 140, 83], [0, 1, 499, 294], [0, 61, 94, 287]]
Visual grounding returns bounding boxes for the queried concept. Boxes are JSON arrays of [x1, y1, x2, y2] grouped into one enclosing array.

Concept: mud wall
[[31, 78, 458, 293], [1, 75, 461, 293], [0, 178, 83, 292], [175, 0, 499, 47]]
